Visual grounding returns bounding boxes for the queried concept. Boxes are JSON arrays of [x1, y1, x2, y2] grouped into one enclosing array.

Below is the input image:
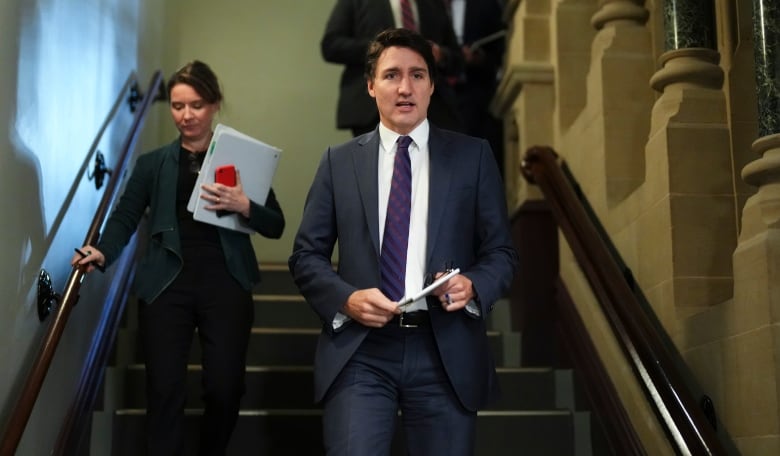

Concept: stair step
[[118, 365, 320, 410], [115, 328, 508, 367], [124, 295, 519, 333], [115, 328, 319, 366], [114, 365, 559, 410], [254, 264, 300, 295], [252, 294, 321, 328], [109, 409, 574, 456]]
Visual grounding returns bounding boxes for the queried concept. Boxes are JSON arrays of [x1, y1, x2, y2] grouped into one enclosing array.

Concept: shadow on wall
[[3, 130, 46, 308], [0, 0, 135, 431], [0, 77, 47, 435], [0, 2, 45, 432]]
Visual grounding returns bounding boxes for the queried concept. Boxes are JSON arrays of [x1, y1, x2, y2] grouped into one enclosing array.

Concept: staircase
[[90, 264, 604, 455]]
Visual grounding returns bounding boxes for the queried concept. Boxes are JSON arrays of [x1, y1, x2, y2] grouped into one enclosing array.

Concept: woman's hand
[[201, 170, 251, 217], [71, 245, 106, 273]]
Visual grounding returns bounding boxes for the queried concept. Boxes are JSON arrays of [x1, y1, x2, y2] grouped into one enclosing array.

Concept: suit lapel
[[353, 131, 382, 257], [426, 126, 454, 265]]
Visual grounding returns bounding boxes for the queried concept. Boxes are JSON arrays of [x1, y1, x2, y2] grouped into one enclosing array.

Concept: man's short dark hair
[[364, 28, 437, 83]]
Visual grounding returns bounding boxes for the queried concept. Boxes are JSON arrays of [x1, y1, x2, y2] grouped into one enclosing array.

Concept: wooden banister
[[0, 70, 165, 456], [521, 146, 726, 455]]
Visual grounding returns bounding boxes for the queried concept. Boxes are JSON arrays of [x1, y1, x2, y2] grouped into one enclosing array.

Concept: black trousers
[[139, 251, 254, 456]]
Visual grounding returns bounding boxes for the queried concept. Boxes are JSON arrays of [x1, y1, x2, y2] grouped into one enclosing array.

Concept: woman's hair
[[166, 60, 223, 104], [364, 28, 437, 83]]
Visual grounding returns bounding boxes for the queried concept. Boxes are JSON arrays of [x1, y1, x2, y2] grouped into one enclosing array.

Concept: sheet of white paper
[[397, 268, 460, 308]]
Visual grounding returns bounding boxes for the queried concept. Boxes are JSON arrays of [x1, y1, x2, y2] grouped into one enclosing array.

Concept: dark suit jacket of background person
[[289, 125, 518, 411], [454, 0, 506, 174], [458, 0, 504, 92], [97, 138, 285, 304], [321, 0, 464, 133]]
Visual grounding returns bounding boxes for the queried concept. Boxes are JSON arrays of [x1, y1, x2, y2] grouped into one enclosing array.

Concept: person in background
[[321, 0, 464, 136], [72, 60, 285, 456], [446, 0, 506, 177], [290, 28, 517, 455]]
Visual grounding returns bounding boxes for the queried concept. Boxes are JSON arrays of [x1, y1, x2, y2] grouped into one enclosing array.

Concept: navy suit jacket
[[289, 125, 518, 411], [321, 0, 463, 131]]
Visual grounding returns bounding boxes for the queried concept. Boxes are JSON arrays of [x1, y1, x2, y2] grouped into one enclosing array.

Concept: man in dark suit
[[321, 0, 464, 136], [290, 28, 517, 455], [448, 0, 506, 177]]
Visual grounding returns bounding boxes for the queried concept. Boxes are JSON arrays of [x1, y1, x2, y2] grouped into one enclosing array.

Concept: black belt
[[389, 310, 430, 328]]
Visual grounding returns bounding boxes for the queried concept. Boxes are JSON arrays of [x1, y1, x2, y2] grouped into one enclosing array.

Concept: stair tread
[[109, 413, 575, 456], [114, 408, 573, 416], [113, 364, 560, 410]]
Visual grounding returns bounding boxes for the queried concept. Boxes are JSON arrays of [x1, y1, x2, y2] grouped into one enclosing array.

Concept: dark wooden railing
[[521, 146, 727, 455], [0, 70, 165, 456]]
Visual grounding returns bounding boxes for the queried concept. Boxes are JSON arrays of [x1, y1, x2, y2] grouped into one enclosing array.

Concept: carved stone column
[[644, 0, 734, 319], [737, 0, 780, 239], [584, 0, 654, 203], [731, 1, 780, 449], [751, 1, 780, 137]]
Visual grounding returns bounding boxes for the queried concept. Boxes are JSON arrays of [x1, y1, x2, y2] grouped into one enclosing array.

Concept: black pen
[[74, 248, 105, 272]]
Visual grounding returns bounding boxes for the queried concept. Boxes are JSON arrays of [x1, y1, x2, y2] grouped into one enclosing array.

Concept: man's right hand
[[342, 289, 402, 328]]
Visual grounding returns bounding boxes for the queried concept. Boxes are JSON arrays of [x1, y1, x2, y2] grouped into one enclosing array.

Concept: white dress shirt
[[449, 0, 466, 44]]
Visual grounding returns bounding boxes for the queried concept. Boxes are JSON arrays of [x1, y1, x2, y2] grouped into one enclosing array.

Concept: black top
[[176, 146, 222, 262]]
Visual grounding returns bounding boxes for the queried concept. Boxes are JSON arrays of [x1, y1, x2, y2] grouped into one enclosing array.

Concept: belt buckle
[[399, 312, 418, 328]]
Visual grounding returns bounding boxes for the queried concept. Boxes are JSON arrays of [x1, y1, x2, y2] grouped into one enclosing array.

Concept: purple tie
[[380, 136, 413, 301]]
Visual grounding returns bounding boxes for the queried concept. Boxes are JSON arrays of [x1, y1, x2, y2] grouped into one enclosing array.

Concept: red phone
[[215, 164, 236, 186]]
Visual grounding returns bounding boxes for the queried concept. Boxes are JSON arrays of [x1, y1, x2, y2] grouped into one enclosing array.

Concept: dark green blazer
[[98, 139, 284, 303]]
